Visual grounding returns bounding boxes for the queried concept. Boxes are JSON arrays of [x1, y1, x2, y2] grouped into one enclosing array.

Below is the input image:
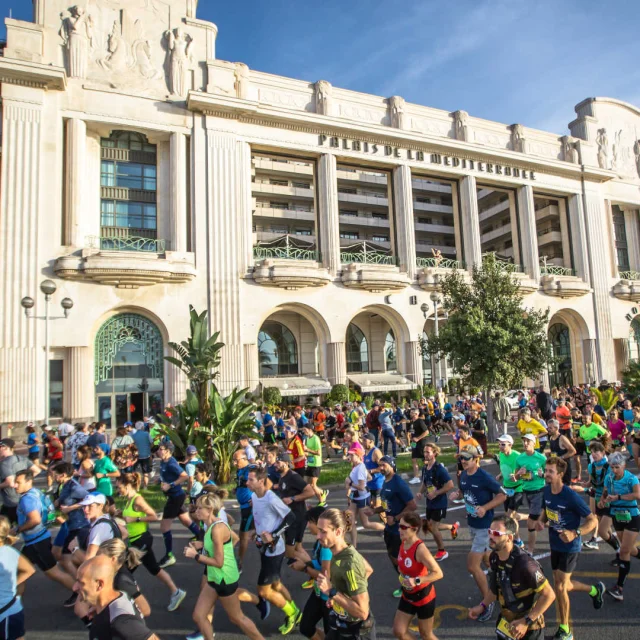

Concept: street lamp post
[[21, 280, 74, 423]]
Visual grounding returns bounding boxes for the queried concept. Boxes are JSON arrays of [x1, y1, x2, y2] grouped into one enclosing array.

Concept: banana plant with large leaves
[[165, 306, 225, 421], [589, 387, 617, 414]]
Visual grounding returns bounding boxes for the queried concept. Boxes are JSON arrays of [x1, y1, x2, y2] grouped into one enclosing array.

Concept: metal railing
[[340, 241, 396, 265], [540, 264, 575, 277], [483, 253, 522, 273], [253, 234, 319, 261], [620, 270, 640, 281], [416, 257, 464, 269], [87, 235, 165, 252]]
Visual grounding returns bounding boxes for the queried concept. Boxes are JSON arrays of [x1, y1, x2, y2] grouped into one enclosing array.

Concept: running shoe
[[591, 581, 606, 609], [583, 538, 599, 550], [186, 632, 204, 640], [159, 553, 176, 568], [256, 596, 271, 620], [319, 489, 330, 506], [450, 521, 460, 540], [409, 477, 421, 485], [63, 593, 78, 607], [607, 585, 624, 601], [434, 549, 449, 562], [168, 588, 186, 612], [610, 556, 621, 567], [552, 628, 573, 640], [476, 600, 495, 622], [435, 435, 440, 443], [279, 607, 302, 635], [452, 498, 464, 504], [392, 588, 403, 598], [301, 579, 314, 589]]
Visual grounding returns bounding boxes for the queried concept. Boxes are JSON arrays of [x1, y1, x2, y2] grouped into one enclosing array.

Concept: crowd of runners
[[0, 382, 638, 640]]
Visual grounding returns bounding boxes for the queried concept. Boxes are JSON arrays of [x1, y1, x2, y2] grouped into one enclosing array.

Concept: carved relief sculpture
[[612, 129, 622, 172], [453, 110, 469, 141], [59, 6, 94, 79], [510, 124, 526, 153], [597, 128, 609, 169], [389, 96, 406, 129], [634, 140, 640, 179], [130, 21, 162, 80], [234, 63, 249, 99], [99, 20, 129, 74], [165, 28, 193, 97], [561, 135, 579, 164], [315, 80, 332, 116]]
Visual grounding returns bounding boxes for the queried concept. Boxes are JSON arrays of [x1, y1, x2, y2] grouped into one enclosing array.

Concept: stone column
[[63, 347, 95, 422], [404, 340, 422, 387], [243, 343, 259, 394], [393, 165, 416, 279], [0, 94, 43, 423], [165, 357, 188, 407], [618, 338, 630, 374], [517, 185, 540, 280], [204, 129, 247, 394], [459, 175, 482, 269], [170, 132, 187, 252], [623, 208, 640, 273], [568, 194, 590, 282], [64, 118, 86, 247], [326, 342, 347, 386], [583, 188, 616, 381], [583, 339, 597, 384], [317, 154, 341, 275]]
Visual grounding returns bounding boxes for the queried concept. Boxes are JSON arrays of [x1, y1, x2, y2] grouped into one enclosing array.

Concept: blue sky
[[3, 0, 639, 134]]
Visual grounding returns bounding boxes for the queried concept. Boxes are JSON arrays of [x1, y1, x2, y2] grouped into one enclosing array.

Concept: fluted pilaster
[[327, 342, 346, 386], [317, 154, 341, 276], [517, 185, 540, 280], [393, 165, 417, 279], [568, 195, 590, 282], [170, 132, 187, 252], [404, 341, 422, 387], [459, 175, 481, 269], [243, 343, 259, 394], [64, 347, 94, 422], [0, 99, 43, 422], [64, 118, 86, 247], [165, 358, 188, 407]]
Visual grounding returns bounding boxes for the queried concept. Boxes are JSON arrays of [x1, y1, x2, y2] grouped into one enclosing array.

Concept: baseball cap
[[277, 452, 292, 463], [124, 421, 133, 427], [362, 432, 375, 441], [347, 443, 364, 456], [44, 425, 53, 431], [79, 493, 107, 507], [497, 434, 514, 445], [459, 444, 481, 459], [186, 445, 198, 455], [379, 455, 396, 469], [453, 413, 465, 422], [0, 438, 15, 449], [522, 433, 537, 442]]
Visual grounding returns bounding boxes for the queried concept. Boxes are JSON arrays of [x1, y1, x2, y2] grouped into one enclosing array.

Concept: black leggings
[[300, 591, 330, 638], [130, 531, 162, 576]]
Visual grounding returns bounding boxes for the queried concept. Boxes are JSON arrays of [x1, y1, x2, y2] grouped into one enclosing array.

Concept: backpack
[[26, 488, 56, 527], [93, 516, 123, 540]]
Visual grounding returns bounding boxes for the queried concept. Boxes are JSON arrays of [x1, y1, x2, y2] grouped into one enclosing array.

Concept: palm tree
[[165, 305, 224, 421]]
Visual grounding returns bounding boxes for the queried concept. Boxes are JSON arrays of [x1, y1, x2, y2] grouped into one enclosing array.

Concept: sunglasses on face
[[488, 528, 510, 538], [398, 524, 417, 531]]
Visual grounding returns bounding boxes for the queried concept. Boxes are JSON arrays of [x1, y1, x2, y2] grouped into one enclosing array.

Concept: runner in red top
[[394, 512, 443, 640]]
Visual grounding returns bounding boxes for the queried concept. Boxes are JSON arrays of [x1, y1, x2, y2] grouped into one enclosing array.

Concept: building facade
[[2, 0, 640, 427]]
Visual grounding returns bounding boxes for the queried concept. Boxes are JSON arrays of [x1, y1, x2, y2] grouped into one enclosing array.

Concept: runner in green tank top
[[183, 492, 265, 640], [117, 472, 187, 611]]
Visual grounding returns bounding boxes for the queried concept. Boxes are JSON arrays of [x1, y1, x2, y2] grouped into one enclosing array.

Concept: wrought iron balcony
[[416, 256, 464, 269], [619, 270, 640, 281], [483, 252, 522, 273], [340, 241, 396, 266], [253, 234, 319, 261], [540, 264, 575, 277], [88, 234, 165, 253]]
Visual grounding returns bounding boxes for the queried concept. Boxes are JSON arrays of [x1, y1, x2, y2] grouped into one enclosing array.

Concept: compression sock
[[162, 530, 173, 555], [559, 624, 570, 634], [605, 534, 620, 551], [188, 522, 202, 538], [618, 560, 631, 587], [282, 601, 297, 616]]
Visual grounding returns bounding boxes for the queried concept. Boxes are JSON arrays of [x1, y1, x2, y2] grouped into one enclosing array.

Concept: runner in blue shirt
[[23, 426, 40, 462], [450, 444, 506, 623], [600, 451, 640, 601], [233, 448, 257, 571], [538, 456, 603, 640]]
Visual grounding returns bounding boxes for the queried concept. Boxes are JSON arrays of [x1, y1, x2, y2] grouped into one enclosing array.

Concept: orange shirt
[[458, 435, 483, 456], [556, 405, 571, 429], [314, 411, 326, 432]]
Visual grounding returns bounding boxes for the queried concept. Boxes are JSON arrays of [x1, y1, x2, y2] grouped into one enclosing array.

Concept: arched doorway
[[629, 317, 640, 362], [95, 313, 164, 429], [385, 329, 397, 372], [346, 324, 369, 373], [258, 321, 299, 376], [548, 322, 573, 388]]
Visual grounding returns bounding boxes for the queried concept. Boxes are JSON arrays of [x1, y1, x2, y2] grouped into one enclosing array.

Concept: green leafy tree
[[263, 386, 282, 408], [165, 306, 224, 421], [623, 361, 640, 398], [327, 384, 350, 405], [421, 254, 551, 433]]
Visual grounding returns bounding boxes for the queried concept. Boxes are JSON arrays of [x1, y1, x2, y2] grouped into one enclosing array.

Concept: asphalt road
[[21, 437, 640, 640]]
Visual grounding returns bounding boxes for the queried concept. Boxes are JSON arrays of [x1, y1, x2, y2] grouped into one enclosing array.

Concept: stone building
[[2, 0, 640, 427]]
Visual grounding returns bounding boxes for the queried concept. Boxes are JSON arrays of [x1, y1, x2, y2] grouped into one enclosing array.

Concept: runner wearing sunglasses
[[469, 515, 555, 640]]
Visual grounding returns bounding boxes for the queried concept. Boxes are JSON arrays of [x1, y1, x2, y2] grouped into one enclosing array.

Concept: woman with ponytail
[[117, 472, 187, 611]]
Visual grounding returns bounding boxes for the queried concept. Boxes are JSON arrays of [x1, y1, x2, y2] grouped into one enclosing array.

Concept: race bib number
[[332, 602, 346, 617], [411, 441, 417, 449], [381, 499, 389, 511], [426, 485, 436, 495], [496, 617, 517, 640], [465, 501, 477, 517], [545, 507, 560, 525], [522, 471, 533, 481], [504, 488, 515, 497]]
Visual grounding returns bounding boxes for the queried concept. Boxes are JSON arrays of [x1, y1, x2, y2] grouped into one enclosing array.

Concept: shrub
[[263, 386, 282, 407]]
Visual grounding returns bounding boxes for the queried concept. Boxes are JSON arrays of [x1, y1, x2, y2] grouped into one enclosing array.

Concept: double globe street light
[[421, 291, 446, 390], [21, 280, 74, 423]]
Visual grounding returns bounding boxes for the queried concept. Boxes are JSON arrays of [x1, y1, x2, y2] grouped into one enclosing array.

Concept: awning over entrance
[[348, 373, 415, 393], [260, 375, 332, 397]]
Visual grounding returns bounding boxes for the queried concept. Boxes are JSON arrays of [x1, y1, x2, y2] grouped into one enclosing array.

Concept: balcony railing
[[253, 234, 319, 261], [483, 252, 522, 273], [417, 257, 464, 269], [87, 235, 165, 253], [620, 270, 640, 281], [340, 241, 396, 265], [541, 264, 575, 277]]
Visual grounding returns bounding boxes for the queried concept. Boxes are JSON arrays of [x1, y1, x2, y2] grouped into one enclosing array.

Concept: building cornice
[[0, 58, 66, 91], [187, 91, 614, 183]]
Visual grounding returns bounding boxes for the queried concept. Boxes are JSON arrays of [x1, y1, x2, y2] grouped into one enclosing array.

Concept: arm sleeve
[[111, 615, 153, 640]]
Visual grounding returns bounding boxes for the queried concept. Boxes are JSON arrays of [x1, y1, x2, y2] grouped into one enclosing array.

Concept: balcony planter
[[341, 263, 410, 293], [252, 259, 330, 290], [540, 274, 590, 298]]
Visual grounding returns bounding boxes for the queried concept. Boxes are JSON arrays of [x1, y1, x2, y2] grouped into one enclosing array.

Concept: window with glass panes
[[100, 132, 157, 240]]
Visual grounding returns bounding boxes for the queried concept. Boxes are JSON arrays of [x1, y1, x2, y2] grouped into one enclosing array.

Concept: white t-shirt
[[349, 462, 370, 501], [244, 444, 257, 461], [58, 422, 74, 437], [88, 518, 116, 548], [251, 490, 291, 556]]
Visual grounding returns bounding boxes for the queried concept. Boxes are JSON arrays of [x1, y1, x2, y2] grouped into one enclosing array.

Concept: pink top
[[607, 419, 626, 441], [348, 442, 365, 456]]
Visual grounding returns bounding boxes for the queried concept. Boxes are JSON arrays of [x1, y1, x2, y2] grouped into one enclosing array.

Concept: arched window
[[548, 323, 573, 388], [346, 324, 369, 373], [258, 321, 298, 377], [629, 317, 640, 362], [385, 329, 397, 372]]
